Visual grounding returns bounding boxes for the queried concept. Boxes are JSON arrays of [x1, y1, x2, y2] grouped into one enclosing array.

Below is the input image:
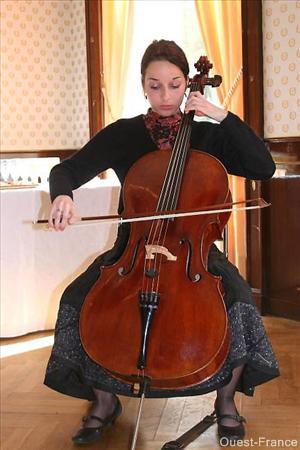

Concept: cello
[[79, 56, 232, 394]]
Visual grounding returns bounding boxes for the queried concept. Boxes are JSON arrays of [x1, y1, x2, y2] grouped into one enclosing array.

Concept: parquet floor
[[1, 316, 300, 450]]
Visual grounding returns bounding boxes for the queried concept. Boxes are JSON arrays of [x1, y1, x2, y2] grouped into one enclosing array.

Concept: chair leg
[[161, 411, 216, 449]]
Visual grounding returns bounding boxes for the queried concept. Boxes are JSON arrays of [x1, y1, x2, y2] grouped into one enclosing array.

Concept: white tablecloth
[[1, 177, 120, 337]]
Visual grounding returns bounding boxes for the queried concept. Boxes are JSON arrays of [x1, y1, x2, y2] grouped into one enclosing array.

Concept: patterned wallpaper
[[1, 1, 299, 148], [0, 0, 89, 152], [263, 0, 300, 138]]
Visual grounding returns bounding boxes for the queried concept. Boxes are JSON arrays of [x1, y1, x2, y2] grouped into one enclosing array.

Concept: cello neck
[[156, 112, 193, 213], [156, 56, 221, 214]]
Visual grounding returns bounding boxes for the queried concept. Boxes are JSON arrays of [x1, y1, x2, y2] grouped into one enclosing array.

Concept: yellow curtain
[[194, 0, 246, 277], [101, 0, 134, 125]]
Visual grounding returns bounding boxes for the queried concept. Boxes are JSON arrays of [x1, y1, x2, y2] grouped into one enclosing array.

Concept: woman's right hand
[[48, 195, 76, 231]]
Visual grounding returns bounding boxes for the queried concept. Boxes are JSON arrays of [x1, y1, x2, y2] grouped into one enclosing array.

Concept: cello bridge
[[145, 244, 177, 261]]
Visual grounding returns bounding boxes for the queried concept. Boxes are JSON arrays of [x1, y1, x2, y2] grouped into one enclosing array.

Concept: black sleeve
[[191, 112, 276, 180], [49, 120, 122, 201]]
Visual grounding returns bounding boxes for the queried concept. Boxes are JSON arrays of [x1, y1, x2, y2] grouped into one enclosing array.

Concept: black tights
[[83, 389, 117, 428], [216, 364, 245, 426], [84, 364, 245, 428]]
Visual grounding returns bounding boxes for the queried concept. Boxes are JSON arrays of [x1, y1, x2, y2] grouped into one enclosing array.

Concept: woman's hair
[[141, 39, 189, 83]]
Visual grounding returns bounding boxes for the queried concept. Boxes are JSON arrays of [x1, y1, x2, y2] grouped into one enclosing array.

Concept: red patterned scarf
[[143, 108, 182, 149]]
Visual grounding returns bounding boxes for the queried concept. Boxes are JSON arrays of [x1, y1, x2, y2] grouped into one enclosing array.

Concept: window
[[122, 0, 220, 118]]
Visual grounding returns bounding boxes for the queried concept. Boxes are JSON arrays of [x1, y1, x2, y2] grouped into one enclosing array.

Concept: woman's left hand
[[184, 92, 228, 123]]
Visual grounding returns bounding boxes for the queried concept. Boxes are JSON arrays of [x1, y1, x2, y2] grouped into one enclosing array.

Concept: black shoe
[[72, 396, 122, 445], [214, 400, 246, 445]]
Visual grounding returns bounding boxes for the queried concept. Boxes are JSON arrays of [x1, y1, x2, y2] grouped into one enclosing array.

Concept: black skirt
[[44, 225, 279, 400]]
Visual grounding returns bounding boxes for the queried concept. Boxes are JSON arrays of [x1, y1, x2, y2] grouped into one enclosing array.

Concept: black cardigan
[[50, 112, 275, 202]]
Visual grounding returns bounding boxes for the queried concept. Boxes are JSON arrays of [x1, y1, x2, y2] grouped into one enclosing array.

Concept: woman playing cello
[[44, 40, 279, 445]]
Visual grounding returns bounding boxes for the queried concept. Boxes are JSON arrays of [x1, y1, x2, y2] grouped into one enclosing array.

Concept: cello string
[[165, 83, 198, 211], [150, 82, 206, 295], [140, 118, 188, 292], [146, 113, 194, 295], [141, 82, 198, 296], [158, 84, 196, 213], [147, 115, 190, 254], [154, 113, 188, 210], [158, 114, 190, 211], [149, 85, 201, 294], [160, 116, 191, 212], [146, 108, 193, 287], [166, 83, 201, 218], [141, 115, 188, 290], [141, 107, 201, 335]]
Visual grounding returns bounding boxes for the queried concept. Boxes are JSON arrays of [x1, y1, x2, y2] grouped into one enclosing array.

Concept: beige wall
[[1, 0, 299, 148], [262, 0, 300, 138], [0, 0, 89, 152]]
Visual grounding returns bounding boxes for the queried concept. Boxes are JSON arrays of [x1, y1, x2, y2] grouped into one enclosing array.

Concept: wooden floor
[[1, 316, 300, 450]]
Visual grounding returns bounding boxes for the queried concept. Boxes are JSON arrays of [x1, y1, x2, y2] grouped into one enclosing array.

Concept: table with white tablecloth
[[1, 177, 120, 337]]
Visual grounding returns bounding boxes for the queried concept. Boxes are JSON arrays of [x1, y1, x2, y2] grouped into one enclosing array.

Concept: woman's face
[[143, 60, 187, 117]]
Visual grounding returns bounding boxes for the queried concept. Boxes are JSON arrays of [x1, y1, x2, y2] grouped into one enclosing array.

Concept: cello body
[[80, 148, 231, 390]]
